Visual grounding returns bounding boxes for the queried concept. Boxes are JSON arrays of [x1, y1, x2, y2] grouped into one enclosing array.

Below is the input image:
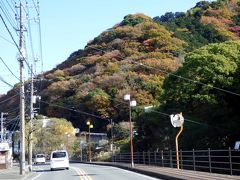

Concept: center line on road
[[78, 168, 93, 180], [71, 166, 93, 180]]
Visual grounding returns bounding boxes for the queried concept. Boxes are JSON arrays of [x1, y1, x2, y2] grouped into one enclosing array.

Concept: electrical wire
[[4, 0, 17, 15], [0, 9, 35, 77], [26, 2, 35, 65], [31, 0, 39, 15], [9, 116, 20, 132], [0, 75, 14, 88], [86, 46, 240, 97], [148, 109, 206, 126], [3, 106, 20, 115], [0, 94, 18, 104], [38, 17, 43, 73], [40, 100, 108, 121], [0, 34, 15, 45], [0, 0, 17, 29], [5, 116, 19, 126], [0, 57, 19, 80]]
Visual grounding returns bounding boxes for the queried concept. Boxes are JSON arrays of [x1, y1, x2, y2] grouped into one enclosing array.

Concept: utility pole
[[1, 112, 7, 142], [1, 113, 3, 142], [28, 65, 34, 172], [18, 1, 26, 175]]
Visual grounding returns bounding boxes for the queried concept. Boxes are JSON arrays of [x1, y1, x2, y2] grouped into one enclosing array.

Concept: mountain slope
[[38, 14, 185, 129], [154, 0, 240, 51], [1, 0, 240, 139]]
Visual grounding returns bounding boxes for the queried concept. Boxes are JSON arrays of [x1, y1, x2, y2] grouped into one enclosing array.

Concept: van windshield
[[36, 154, 44, 158], [52, 152, 66, 158]]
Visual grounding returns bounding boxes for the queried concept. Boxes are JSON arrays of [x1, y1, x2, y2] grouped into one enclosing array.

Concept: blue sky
[[0, 0, 202, 94]]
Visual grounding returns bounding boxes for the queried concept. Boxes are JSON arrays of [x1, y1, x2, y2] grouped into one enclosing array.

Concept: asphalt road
[[30, 163, 160, 180]]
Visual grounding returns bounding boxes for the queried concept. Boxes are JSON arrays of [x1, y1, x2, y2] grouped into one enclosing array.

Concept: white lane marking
[[31, 173, 42, 180], [122, 168, 159, 180]]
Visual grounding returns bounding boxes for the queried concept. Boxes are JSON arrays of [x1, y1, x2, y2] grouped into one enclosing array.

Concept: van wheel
[[66, 167, 69, 170], [51, 168, 54, 171]]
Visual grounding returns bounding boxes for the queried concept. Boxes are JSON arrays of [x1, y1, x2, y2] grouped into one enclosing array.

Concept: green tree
[[160, 41, 240, 149], [84, 88, 111, 118], [32, 117, 76, 156]]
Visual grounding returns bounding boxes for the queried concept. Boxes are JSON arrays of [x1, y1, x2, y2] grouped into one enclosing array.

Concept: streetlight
[[109, 119, 114, 162], [64, 132, 70, 150], [86, 120, 93, 162], [124, 94, 136, 168], [170, 112, 184, 170]]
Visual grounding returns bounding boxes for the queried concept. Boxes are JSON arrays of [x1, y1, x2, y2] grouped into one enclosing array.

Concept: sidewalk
[[0, 163, 34, 180], [82, 161, 240, 180]]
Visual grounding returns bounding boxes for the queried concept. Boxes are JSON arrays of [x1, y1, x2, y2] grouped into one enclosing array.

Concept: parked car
[[34, 154, 46, 164], [50, 150, 69, 170]]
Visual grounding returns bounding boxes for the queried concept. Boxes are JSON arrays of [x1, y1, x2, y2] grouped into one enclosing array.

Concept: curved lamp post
[[86, 121, 93, 162], [170, 112, 184, 169], [124, 94, 136, 168]]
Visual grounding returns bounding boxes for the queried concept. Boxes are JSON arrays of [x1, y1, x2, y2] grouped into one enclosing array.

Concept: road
[[31, 163, 160, 180]]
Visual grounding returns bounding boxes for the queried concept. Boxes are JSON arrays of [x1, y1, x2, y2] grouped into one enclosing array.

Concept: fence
[[111, 148, 240, 176]]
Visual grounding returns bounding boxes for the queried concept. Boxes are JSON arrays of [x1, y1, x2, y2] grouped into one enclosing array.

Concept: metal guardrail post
[[180, 149, 183, 169], [105, 148, 239, 176], [161, 150, 164, 167], [193, 149, 196, 171], [208, 148, 212, 173], [170, 150, 173, 168], [154, 151, 157, 165], [148, 151, 150, 165], [137, 152, 139, 164], [143, 151, 145, 164], [229, 147, 232, 175]]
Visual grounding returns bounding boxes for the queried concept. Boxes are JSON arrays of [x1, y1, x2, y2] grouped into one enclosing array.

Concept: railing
[[111, 148, 240, 176]]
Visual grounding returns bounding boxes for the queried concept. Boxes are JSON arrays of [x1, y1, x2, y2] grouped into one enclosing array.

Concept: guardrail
[[111, 148, 240, 176]]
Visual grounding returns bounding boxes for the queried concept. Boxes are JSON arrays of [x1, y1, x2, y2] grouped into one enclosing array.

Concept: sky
[[0, 0, 202, 94]]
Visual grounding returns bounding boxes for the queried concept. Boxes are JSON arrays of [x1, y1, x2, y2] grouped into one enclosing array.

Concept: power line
[[0, 0, 18, 29], [0, 75, 14, 88], [38, 16, 43, 73], [138, 62, 240, 97], [4, 0, 17, 15], [0, 57, 20, 80], [0, 34, 15, 45], [8, 116, 20, 132], [26, 3, 35, 65], [40, 100, 108, 121], [0, 8, 35, 77], [0, 94, 18, 104], [148, 109, 206, 126], [31, 0, 39, 15], [86, 46, 240, 97]]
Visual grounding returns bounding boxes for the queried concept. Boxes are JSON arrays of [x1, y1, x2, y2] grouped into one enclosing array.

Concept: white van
[[34, 154, 46, 164], [50, 150, 69, 170]]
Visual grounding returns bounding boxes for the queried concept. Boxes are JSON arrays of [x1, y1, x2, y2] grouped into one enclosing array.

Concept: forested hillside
[[39, 13, 185, 131], [1, 0, 240, 150], [154, 0, 240, 51]]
